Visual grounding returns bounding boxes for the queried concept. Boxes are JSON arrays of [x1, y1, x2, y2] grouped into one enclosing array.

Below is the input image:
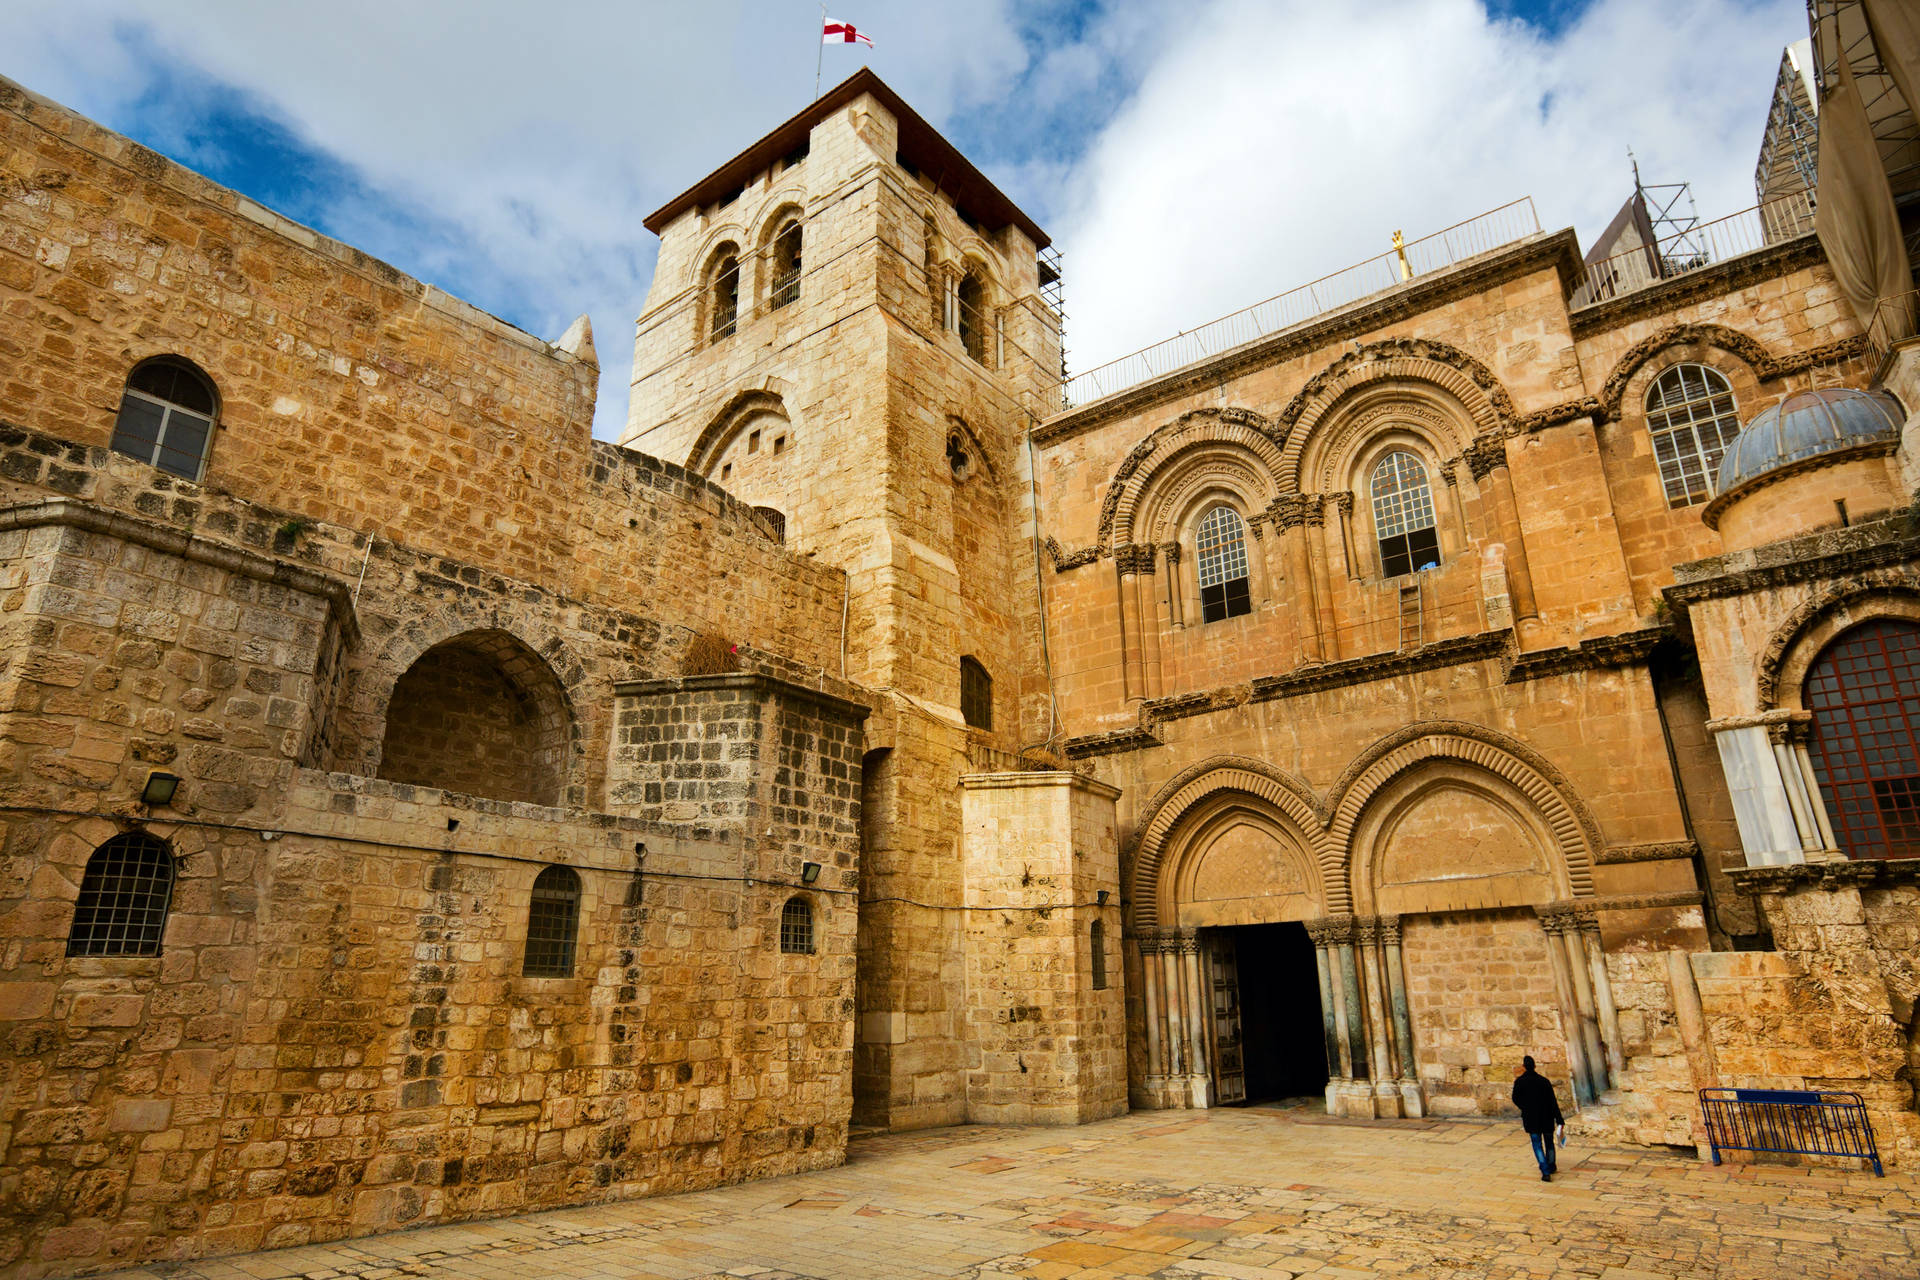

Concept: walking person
[[1511, 1055, 1564, 1181]]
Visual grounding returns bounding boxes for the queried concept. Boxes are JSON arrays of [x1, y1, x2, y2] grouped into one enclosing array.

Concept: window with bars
[[961, 656, 993, 730], [522, 864, 582, 977], [709, 249, 741, 341], [779, 896, 815, 954], [1805, 619, 1920, 860], [1090, 920, 1107, 990], [1196, 505, 1252, 623], [67, 832, 175, 957], [111, 357, 218, 482], [770, 221, 802, 309], [1371, 450, 1440, 578], [1645, 364, 1741, 507]]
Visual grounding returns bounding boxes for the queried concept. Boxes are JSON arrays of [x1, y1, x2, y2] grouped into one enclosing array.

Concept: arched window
[[770, 220, 802, 309], [960, 656, 993, 729], [1196, 505, 1252, 623], [522, 864, 582, 977], [67, 832, 175, 957], [780, 896, 815, 954], [1805, 619, 1920, 860], [709, 249, 741, 341], [1090, 920, 1107, 990], [1371, 451, 1440, 577], [1646, 364, 1741, 507], [957, 270, 988, 363], [111, 357, 217, 482]]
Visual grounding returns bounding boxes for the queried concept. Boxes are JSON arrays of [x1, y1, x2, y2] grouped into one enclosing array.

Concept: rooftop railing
[[1568, 190, 1817, 308], [1061, 198, 1542, 407], [1865, 287, 1920, 373]]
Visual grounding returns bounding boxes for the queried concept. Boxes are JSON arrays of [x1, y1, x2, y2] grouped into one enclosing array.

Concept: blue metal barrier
[[1699, 1088, 1883, 1176]]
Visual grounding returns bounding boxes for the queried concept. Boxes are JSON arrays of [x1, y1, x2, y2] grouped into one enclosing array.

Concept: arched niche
[[376, 628, 574, 807], [1165, 795, 1322, 929]]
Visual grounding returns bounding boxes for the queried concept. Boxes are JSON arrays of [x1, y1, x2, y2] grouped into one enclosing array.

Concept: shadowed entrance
[[1209, 922, 1330, 1104]]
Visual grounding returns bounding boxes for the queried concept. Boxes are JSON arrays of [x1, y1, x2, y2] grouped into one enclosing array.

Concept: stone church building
[[4, 16, 1920, 1277]]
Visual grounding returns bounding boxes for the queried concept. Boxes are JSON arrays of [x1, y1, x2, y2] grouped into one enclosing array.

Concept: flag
[[823, 18, 873, 46]]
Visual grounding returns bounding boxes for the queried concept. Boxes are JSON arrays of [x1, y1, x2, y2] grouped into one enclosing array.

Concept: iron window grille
[[771, 222, 802, 309], [1805, 619, 1920, 859], [1371, 450, 1440, 577], [1646, 364, 1741, 508], [1196, 505, 1252, 622], [67, 832, 175, 957], [110, 358, 217, 482], [961, 656, 993, 730], [522, 864, 582, 977], [710, 255, 741, 340], [780, 896, 815, 954]]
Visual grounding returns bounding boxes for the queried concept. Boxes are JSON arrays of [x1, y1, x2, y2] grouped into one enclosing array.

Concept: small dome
[[1717, 387, 1905, 493]]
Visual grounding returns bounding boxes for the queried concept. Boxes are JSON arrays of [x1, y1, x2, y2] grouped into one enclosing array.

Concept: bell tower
[[624, 71, 1073, 1129]]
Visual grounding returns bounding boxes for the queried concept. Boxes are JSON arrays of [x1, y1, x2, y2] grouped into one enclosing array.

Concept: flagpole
[[815, 4, 826, 99]]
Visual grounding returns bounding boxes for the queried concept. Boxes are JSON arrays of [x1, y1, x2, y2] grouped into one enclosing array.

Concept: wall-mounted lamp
[[801, 861, 822, 884], [139, 771, 181, 807], [1097, 890, 1109, 907]]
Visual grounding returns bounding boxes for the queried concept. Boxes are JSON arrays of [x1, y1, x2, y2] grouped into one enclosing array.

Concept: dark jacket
[[1511, 1068, 1564, 1134]]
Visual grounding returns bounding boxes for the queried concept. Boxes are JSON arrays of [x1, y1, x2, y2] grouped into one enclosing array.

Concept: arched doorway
[[377, 630, 572, 807], [1805, 619, 1920, 860]]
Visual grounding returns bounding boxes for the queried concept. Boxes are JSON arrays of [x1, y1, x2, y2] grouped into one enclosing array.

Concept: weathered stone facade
[[2, 36, 1920, 1280]]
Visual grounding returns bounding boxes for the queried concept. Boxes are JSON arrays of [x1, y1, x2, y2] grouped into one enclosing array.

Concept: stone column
[[1330, 491, 1357, 579], [1138, 930, 1166, 1090], [1538, 910, 1595, 1105], [1577, 915, 1622, 1086], [1380, 915, 1424, 1117], [1463, 433, 1542, 641], [1179, 932, 1210, 1108], [1303, 497, 1340, 661], [1245, 515, 1275, 605], [1160, 942, 1186, 1079], [1272, 496, 1324, 664], [1133, 544, 1163, 700], [1116, 544, 1147, 704], [1307, 920, 1343, 1083], [1356, 917, 1402, 1117], [1667, 948, 1719, 1159], [1160, 542, 1184, 628], [1710, 714, 1831, 866], [1438, 460, 1471, 559]]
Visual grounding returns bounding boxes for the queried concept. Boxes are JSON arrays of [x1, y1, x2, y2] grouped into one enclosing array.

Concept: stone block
[[110, 1099, 175, 1133]]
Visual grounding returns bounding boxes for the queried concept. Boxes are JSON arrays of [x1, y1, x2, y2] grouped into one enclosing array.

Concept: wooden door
[[1208, 931, 1246, 1104]]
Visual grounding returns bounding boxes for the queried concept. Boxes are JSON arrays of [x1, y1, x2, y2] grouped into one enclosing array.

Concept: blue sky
[[8, 0, 1803, 438]]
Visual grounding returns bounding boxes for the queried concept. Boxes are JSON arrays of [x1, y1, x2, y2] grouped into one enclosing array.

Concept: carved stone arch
[[1325, 722, 1599, 913], [1304, 388, 1478, 497], [1140, 449, 1271, 548], [686, 385, 798, 476], [1278, 340, 1510, 490], [753, 195, 806, 250], [1759, 572, 1920, 710], [353, 609, 592, 808], [1126, 755, 1329, 930], [1598, 323, 1773, 421], [1098, 407, 1288, 549], [691, 227, 748, 289]]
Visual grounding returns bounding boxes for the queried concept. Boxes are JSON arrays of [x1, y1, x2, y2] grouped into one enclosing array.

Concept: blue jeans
[[1529, 1131, 1556, 1175]]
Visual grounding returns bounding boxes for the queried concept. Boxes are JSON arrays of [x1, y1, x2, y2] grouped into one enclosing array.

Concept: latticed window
[[111, 357, 217, 482], [1646, 364, 1741, 507], [1805, 620, 1920, 860], [710, 251, 740, 340], [771, 221, 802, 309], [67, 832, 175, 957], [522, 864, 581, 977], [780, 896, 815, 954], [961, 656, 993, 730], [1091, 920, 1107, 990], [1196, 505, 1252, 623], [1371, 450, 1440, 577]]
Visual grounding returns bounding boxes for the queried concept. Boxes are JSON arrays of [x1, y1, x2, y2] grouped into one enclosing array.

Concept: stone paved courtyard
[[97, 1107, 1919, 1280]]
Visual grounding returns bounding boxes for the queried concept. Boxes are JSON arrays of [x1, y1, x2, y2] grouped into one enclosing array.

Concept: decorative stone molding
[[1595, 840, 1698, 866], [1266, 493, 1316, 531], [1355, 916, 1382, 946], [1044, 536, 1104, 572], [1136, 631, 1513, 725], [1277, 337, 1516, 433], [1093, 407, 1286, 548], [1160, 541, 1181, 565], [1727, 858, 1920, 892], [1305, 914, 1357, 946], [1114, 542, 1157, 575], [1704, 709, 1812, 744], [1586, 890, 1706, 912], [1330, 491, 1355, 518], [1665, 511, 1920, 611], [1062, 726, 1163, 760], [1511, 397, 1601, 435], [1378, 914, 1402, 944], [1304, 399, 1475, 494], [1503, 626, 1664, 683], [1591, 317, 1869, 423], [1460, 432, 1508, 480]]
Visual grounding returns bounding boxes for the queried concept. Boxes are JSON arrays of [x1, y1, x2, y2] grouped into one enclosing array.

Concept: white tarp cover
[[1815, 43, 1914, 341]]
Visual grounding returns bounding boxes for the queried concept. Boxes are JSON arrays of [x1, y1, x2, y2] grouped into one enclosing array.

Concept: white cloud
[[4, 0, 1810, 432], [1056, 0, 1807, 374]]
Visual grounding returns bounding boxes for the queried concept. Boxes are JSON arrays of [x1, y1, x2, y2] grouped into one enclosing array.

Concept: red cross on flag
[[823, 18, 873, 46]]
